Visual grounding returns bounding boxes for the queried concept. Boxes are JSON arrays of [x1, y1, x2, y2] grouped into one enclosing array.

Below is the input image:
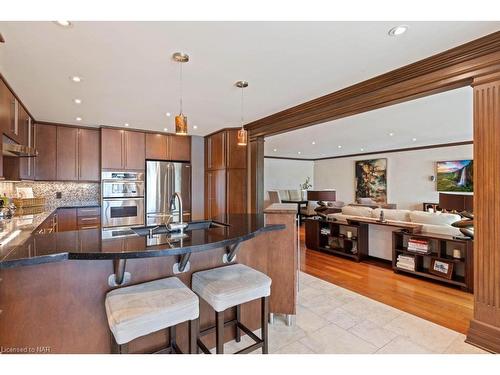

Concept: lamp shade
[[237, 128, 248, 146], [175, 114, 188, 135]]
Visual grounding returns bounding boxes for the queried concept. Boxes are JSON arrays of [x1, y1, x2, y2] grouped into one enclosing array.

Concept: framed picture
[[436, 160, 473, 192], [429, 258, 454, 279], [355, 158, 387, 204]]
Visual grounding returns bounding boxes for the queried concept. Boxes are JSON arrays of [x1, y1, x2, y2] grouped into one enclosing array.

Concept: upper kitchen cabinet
[[0, 78, 22, 143], [56, 126, 100, 182], [34, 123, 57, 180], [205, 131, 225, 170], [101, 128, 145, 170], [145, 133, 191, 161]]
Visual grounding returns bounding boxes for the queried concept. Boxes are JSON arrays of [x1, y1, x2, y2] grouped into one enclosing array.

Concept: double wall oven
[[101, 171, 145, 228]]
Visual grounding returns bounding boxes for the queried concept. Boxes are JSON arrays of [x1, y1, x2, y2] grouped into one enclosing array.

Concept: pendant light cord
[[179, 62, 183, 114], [240, 85, 244, 129]]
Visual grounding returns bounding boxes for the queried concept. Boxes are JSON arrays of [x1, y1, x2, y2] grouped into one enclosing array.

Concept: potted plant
[[300, 177, 312, 200]]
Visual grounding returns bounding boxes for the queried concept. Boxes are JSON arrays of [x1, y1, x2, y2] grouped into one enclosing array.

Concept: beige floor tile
[[268, 322, 308, 352], [384, 313, 459, 352], [274, 340, 315, 354], [375, 336, 434, 354], [444, 334, 489, 354], [341, 297, 402, 326], [295, 305, 330, 333], [348, 320, 399, 348], [299, 293, 346, 315], [322, 307, 364, 329], [298, 285, 326, 304], [299, 323, 377, 354]]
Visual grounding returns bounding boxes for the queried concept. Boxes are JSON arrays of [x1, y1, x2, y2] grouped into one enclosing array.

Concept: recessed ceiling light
[[312, 141, 316, 145], [297, 151, 301, 155], [389, 132, 395, 137], [193, 125, 198, 129], [412, 137, 417, 142], [70, 76, 82, 83], [124, 123, 129, 127], [360, 148, 365, 152], [337, 145, 342, 149], [388, 25, 408, 37], [73, 98, 82, 104], [75, 117, 82, 121], [273, 148, 277, 152], [163, 128, 168, 132], [166, 112, 171, 117], [54, 21, 72, 28]]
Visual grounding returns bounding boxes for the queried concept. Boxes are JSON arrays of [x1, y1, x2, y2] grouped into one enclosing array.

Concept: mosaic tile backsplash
[[0, 181, 100, 209]]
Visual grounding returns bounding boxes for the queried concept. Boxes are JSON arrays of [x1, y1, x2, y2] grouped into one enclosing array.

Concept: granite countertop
[[0, 202, 100, 267], [0, 213, 285, 269]]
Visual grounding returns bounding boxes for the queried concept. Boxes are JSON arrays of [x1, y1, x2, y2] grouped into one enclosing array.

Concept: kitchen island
[[0, 205, 297, 353]]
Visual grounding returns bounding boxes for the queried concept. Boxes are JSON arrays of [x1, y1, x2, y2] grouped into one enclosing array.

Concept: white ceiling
[[0, 21, 498, 136], [265, 86, 473, 159]]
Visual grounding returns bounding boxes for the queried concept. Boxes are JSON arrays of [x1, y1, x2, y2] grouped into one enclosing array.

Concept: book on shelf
[[407, 238, 431, 254], [396, 254, 415, 271]]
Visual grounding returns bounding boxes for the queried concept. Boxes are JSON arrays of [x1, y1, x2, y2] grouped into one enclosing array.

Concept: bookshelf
[[392, 230, 473, 292], [305, 218, 368, 262]]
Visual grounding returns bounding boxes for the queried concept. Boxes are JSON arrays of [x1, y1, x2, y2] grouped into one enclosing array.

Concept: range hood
[[2, 136, 38, 157]]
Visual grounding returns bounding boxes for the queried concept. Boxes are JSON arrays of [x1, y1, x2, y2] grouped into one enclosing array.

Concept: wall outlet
[[56, 192, 62, 199]]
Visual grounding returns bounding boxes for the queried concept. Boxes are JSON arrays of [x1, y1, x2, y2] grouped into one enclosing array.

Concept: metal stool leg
[[261, 296, 269, 354], [235, 304, 241, 342], [216, 310, 225, 354], [189, 318, 199, 354], [169, 325, 176, 351]]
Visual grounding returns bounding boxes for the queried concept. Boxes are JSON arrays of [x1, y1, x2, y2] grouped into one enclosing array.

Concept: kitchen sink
[[131, 220, 227, 236]]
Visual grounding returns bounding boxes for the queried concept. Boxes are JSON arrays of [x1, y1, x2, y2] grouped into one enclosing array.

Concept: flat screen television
[[436, 160, 473, 192]]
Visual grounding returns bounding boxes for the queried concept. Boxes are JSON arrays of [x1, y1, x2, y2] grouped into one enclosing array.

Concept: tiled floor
[[222, 272, 488, 354]]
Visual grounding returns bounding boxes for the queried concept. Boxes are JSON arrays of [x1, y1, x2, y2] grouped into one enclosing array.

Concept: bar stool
[[105, 276, 199, 354], [192, 263, 272, 354]]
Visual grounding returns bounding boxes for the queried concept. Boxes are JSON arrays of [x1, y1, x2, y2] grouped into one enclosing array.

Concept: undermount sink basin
[[131, 220, 227, 236]]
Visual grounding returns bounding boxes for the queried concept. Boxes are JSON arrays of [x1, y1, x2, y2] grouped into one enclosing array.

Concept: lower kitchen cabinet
[[57, 208, 78, 232], [55, 207, 101, 232]]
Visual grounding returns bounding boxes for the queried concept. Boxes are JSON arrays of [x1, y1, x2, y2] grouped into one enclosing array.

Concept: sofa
[[327, 206, 463, 260]]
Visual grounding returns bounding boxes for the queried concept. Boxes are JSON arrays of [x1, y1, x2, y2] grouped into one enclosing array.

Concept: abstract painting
[[436, 160, 473, 192], [355, 158, 387, 204]]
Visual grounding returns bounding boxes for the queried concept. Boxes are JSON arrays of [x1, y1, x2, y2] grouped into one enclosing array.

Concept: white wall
[[264, 158, 314, 197], [313, 144, 472, 210]]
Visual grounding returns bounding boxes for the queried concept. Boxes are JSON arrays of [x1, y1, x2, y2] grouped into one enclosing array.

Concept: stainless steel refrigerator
[[146, 161, 191, 226]]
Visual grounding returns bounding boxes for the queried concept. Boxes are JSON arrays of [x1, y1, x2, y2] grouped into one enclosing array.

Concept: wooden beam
[[246, 31, 500, 139], [466, 72, 500, 353]]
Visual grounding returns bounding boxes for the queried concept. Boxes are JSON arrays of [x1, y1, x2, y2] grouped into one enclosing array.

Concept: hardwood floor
[[299, 226, 474, 334]]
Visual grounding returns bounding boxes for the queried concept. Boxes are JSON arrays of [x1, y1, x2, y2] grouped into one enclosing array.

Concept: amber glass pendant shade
[[175, 114, 188, 135], [237, 128, 248, 146]]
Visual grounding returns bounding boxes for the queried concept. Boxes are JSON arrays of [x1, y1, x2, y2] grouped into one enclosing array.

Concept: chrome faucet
[[169, 192, 184, 224]]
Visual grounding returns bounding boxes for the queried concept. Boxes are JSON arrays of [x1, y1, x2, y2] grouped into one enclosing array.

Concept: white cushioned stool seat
[[105, 277, 199, 345], [192, 264, 271, 312]]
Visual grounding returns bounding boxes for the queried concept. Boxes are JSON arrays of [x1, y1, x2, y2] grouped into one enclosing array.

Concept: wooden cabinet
[[57, 208, 78, 232], [19, 112, 34, 180], [101, 128, 145, 170], [205, 129, 247, 218], [57, 127, 100, 181], [205, 169, 226, 218], [0, 79, 20, 142], [205, 131, 226, 170], [34, 123, 57, 180], [145, 133, 191, 161], [57, 126, 79, 181]]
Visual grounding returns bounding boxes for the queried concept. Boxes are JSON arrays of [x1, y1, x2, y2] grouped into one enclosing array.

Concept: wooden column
[[466, 72, 500, 353], [248, 136, 264, 213]]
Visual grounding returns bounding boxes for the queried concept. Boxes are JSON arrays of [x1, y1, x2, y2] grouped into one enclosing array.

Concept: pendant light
[[235, 80, 248, 146], [172, 52, 189, 135]]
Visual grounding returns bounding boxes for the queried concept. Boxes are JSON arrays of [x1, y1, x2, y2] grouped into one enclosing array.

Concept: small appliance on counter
[[101, 171, 145, 228]]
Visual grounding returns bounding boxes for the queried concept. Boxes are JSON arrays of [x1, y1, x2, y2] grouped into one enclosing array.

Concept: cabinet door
[[226, 168, 247, 214], [78, 128, 100, 181], [0, 79, 10, 134], [145, 133, 167, 160], [205, 170, 226, 218], [57, 208, 78, 232], [34, 123, 57, 180], [56, 126, 79, 181], [168, 135, 191, 161], [101, 128, 124, 169], [205, 132, 225, 170], [17, 105, 29, 146], [226, 129, 247, 169], [19, 116, 35, 180], [123, 130, 145, 170]]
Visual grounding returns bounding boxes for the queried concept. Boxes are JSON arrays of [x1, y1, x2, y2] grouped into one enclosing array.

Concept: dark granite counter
[[0, 213, 285, 269]]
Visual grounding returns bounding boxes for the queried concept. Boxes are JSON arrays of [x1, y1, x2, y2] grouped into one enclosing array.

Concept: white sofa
[[327, 206, 463, 261]]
